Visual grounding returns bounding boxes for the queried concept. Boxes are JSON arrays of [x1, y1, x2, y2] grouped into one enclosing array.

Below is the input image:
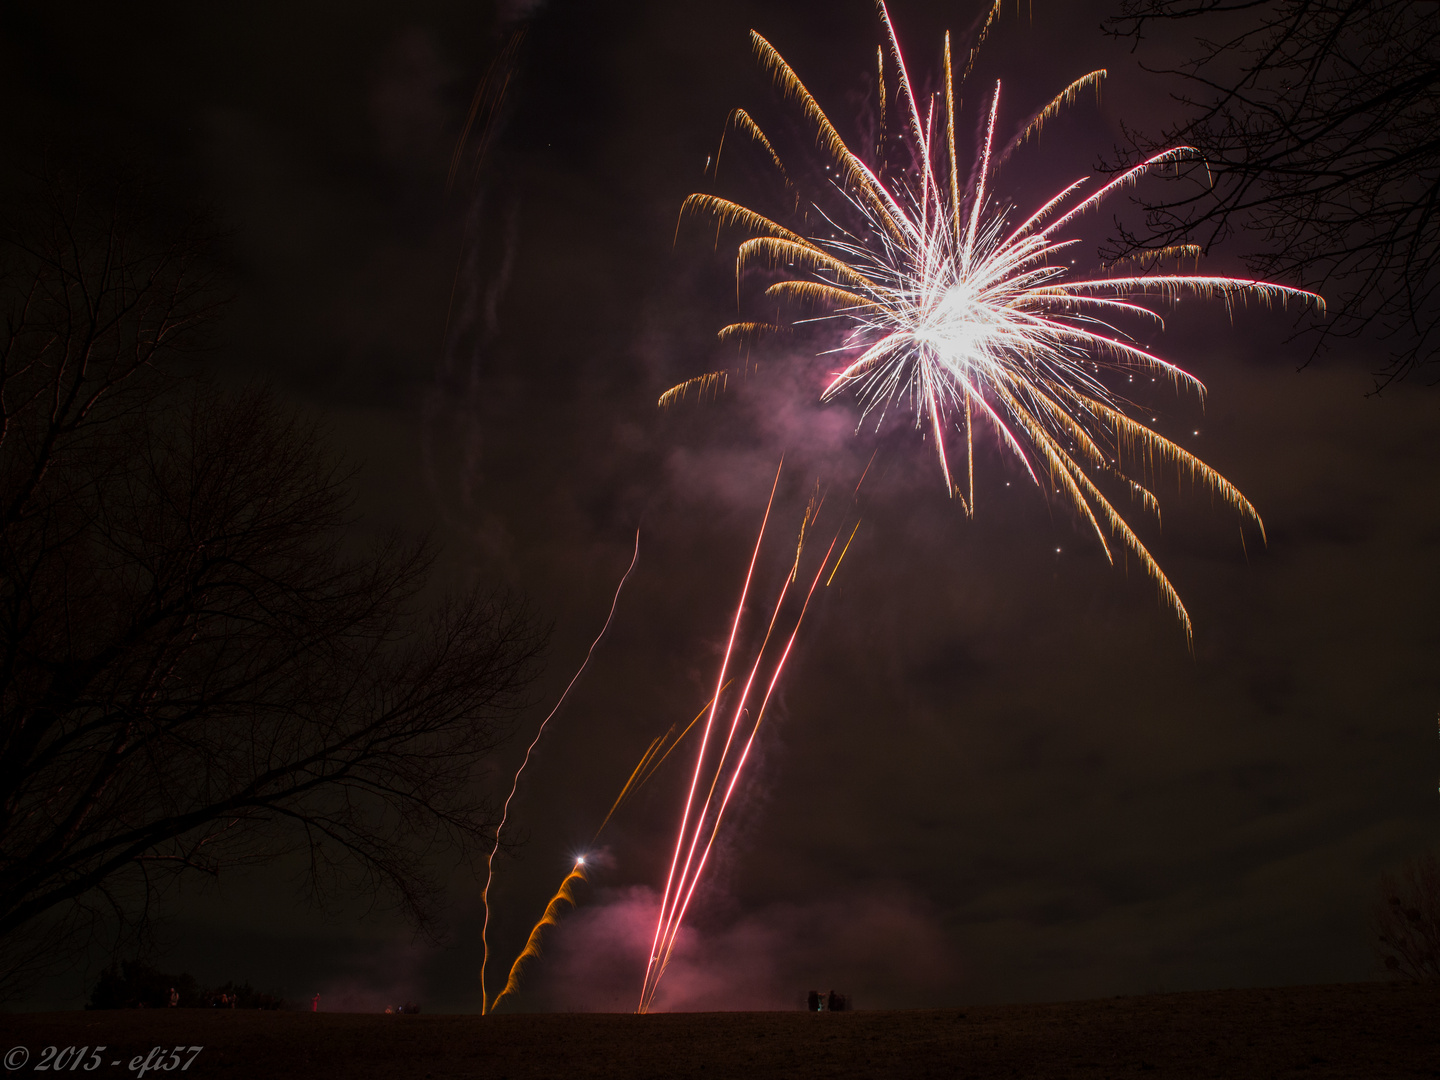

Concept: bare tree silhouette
[[1105, 0, 1440, 387], [0, 174, 547, 998], [1374, 851, 1440, 982]]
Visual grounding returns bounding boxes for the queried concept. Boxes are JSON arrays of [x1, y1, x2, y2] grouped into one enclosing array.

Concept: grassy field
[[2, 982, 1436, 1078]]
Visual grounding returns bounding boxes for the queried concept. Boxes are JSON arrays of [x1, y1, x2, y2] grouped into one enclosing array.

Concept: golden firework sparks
[[668, 2, 1323, 644]]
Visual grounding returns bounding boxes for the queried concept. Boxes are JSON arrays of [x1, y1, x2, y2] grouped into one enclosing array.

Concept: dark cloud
[[371, 28, 456, 167]]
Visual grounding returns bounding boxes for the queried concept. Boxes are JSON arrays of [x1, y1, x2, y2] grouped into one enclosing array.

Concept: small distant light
[[1055, 547, 1062, 553], [1192, 430, 1198, 435], [575, 856, 586, 866]]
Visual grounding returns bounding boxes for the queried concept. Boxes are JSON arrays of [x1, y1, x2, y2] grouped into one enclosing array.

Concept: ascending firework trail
[[480, 530, 640, 1014], [488, 687, 729, 1011], [639, 466, 855, 1012]]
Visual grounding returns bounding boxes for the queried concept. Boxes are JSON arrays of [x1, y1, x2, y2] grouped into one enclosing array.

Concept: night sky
[[4, 0, 1438, 1013]]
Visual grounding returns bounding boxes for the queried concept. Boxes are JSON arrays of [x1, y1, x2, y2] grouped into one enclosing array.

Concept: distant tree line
[[87, 959, 286, 1010]]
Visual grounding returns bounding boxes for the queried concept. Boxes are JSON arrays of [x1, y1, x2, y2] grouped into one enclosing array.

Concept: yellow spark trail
[[827, 520, 863, 586], [593, 688, 731, 842], [489, 861, 588, 1013]]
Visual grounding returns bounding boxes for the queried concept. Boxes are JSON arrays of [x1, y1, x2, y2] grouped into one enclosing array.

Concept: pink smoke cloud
[[533, 883, 956, 1012]]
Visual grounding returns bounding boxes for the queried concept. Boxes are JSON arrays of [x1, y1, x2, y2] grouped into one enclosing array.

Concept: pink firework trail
[[639, 470, 846, 1012]]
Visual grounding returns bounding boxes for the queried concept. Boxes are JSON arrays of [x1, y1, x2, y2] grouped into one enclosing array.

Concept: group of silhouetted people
[[806, 989, 849, 1012]]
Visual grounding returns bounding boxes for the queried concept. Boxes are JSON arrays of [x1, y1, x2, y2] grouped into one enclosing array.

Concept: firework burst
[[668, 1, 1323, 642]]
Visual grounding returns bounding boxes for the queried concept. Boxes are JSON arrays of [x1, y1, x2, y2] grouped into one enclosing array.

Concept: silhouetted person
[[827, 990, 841, 1013], [311, 993, 320, 1012], [807, 990, 820, 1011], [168, 987, 178, 1008]]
